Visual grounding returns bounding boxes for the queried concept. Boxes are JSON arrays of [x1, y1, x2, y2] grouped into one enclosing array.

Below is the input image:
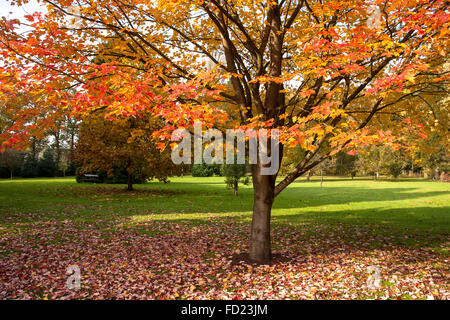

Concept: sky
[[0, 0, 45, 20]]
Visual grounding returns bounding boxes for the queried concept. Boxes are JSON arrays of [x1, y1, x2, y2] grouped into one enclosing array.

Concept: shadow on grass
[[273, 206, 450, 236], [1, 178, 448, 251], [138, 209, 449, 254], [109, 182, 449, 212]]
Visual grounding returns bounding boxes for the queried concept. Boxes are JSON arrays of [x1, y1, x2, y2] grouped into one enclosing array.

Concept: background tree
[[222, 161, 250, 196], [386, 161, 403, 179], [314, 157, 333, 187], [64, 116, 79, 176], [356, 146, 386, 180], [37, 148, 57, 177], [0, 148, 23, 179], [334, 151, 357, 178], [20, 152, 38, 178], [403, 90, 449, 179], [75, 111, 182, 191]]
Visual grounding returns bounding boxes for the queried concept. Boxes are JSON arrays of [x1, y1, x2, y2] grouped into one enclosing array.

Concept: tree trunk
[[249, 164, 276, 263], [233, 180, 238, 196], [10, 170, 13, 180], [127, 173, 133, 191], [54, 129, 61, 171], [31, 138, 37, 160]]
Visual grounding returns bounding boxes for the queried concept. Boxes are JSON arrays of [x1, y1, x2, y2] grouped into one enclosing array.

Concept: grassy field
[[0, 176, 449, 299]]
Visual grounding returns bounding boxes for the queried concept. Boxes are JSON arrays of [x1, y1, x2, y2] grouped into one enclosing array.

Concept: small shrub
[[222, 162, 250, 196], [191, 162, 217, 177]]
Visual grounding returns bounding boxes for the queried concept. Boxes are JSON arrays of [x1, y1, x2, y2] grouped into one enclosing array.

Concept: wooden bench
[[81, 174, 102, 183]]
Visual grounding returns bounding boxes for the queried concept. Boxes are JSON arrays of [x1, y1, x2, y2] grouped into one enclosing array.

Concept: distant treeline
[[0, 148, 143, 183], [1, 146, 448, 183], [0, 148, 76, 179]]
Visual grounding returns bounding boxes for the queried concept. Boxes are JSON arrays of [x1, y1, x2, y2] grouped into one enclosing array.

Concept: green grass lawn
[[1, 176, 448, 235], [0, 176, 448, 299]]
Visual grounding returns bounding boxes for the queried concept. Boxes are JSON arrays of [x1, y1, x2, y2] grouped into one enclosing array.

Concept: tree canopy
[[75, 111, 182, 190]]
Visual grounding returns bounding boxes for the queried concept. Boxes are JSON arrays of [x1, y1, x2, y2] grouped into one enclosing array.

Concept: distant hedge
[[191, 162, 222, 177]]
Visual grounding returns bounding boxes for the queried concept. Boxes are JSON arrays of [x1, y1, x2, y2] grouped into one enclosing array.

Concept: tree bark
[[127, 173, 133, 191], [53, 129, 61, 171], [306, 170, 311, 181], [233, 180, 238, 196], [249, 163, 276, 263]]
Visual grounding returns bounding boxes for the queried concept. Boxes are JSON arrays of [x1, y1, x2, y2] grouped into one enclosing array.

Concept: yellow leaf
[[406, 75, 415, 83]]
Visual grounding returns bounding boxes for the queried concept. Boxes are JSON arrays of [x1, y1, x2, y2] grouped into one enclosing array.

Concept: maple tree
[[397, 87, 449, 177], [0, 0, 448, 262]]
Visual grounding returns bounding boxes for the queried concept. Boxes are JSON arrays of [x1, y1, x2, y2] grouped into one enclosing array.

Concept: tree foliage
[[37, 148, 57, 177], [192, 162, 222, 177], [20, 152, 38, 178], [0, 148, 23, 179], [222, 161, 250, 196], [75, 111, 182, 190]]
